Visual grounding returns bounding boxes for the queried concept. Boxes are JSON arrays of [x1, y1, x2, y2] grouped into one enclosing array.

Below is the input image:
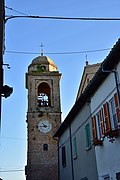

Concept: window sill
[[73, 155, 77, 160], [93, 139, 103, 146], [86, 146, 92, 151]]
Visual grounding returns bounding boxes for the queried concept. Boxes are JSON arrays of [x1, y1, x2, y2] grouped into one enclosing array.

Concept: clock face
[[38, 120, 52, 133]]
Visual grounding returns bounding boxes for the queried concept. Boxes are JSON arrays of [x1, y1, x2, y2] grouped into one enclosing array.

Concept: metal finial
[[85, 54, 88, 65], [40, 43, 44, 56]]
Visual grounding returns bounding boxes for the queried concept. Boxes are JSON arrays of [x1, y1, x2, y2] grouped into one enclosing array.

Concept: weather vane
[[40, 43, 44, 56]]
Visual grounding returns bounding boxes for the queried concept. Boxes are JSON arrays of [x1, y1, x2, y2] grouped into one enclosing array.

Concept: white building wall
[[96, 139, 120, 180], [91, 73, 116, 114], [91, 62, 120, 180], [58, 103, 98, 180], [59, 128, 73, 180], [70, 103, 98, 180]]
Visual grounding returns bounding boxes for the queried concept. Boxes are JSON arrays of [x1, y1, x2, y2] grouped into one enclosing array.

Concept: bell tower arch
[[25, 55, 62, 180], [37, 82, 51, 107]]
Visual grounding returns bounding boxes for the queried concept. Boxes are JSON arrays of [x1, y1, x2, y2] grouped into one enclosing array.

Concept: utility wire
[[5, 48, 111, 55], [5, 15, 120, 23], [4, 6, 120, 23], [0, 136, 26, 140], [4, 6, 120, 21], [0, 169, 24, 173], [5, 6, 28, 16]]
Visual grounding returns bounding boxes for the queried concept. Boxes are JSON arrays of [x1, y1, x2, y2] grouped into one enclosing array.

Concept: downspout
[[69, 124, 75, 180], [53, 136, 60, 180], [101, 66, 120, 107]]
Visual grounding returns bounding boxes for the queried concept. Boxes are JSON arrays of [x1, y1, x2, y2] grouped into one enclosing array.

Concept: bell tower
[[25, 55, 61, 180]]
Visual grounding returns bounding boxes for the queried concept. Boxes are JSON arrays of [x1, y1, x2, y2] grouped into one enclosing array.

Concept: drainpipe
[[69, 125, 75, 180], [101, 66, 120, 107], [53, 136, 60, 180]]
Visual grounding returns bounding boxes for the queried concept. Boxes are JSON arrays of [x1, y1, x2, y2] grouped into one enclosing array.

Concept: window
[[99, 108, 106, 135], [96, 112, 102, 139], [91, 115, 98, 141], [103, 174, 110, 180], [85, 123, 91, 150], [114, 93, 120, 124], [104, 177, 110, 180], [43, 144, 48, 151], [116, 172, 120, 180], [62, 146, 66, 167], [92, 93, 120, 143], [72, 136, 77, 159], [41, 65, 46, 71], [91, 115, 103, 146], [109, 97, 118, 129], [103, 102, 111, 132], [36, 65, 46, 72]]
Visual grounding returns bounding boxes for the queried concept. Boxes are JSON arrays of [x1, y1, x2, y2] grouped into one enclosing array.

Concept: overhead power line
[[5, 15, 120, 23], [0, 169, 24, 173], [0, 136, 26, 140], [5, 48, 111, 55], [5, 6, 28, 16], [5, 6, 120, 22]]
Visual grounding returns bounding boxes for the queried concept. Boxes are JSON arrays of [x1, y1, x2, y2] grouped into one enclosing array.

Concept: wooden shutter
[[99, 109, 105, 136], [103, 102, 111, 132], [114, 93, 120, 124], [91, 116, 97, 140]]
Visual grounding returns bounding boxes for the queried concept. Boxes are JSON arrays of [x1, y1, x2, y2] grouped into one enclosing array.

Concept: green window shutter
[[72, 136, 77, 159], [85, 123, 91, 150]]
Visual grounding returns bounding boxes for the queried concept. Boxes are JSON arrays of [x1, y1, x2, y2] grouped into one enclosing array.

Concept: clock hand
[[42, 122, 47, 127]]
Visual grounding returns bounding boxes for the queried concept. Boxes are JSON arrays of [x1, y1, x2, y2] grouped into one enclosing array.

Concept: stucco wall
[[59, 103, 98, 180], [59, 128, 73, 180], [71, 103, 98, 180], [91, 61, 120, 180]]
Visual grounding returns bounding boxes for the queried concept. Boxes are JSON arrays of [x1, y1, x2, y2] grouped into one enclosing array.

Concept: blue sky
[[0, 0, 120, 180]]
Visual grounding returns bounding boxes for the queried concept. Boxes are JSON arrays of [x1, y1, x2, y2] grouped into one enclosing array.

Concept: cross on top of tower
[[40, 43, 44, 56]]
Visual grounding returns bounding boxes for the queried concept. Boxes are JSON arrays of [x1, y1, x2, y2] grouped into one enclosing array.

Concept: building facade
[[54, 38, 120, 180], [91, 51, 120, 179], [58, 102, 98, 180], [25, 55, 61, 180]]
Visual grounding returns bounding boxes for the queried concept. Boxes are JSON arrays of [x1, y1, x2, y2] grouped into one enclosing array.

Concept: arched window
[[37, 82, 51, 107]]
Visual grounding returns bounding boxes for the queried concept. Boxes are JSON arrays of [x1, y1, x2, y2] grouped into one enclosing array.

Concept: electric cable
[[4, 6, 120, 22], [5, 15, 120, 23], [5, 6, 28, 16], [0, 136, 26, 140], [0, 170, 24, 173], [5, 48, 111, 55]]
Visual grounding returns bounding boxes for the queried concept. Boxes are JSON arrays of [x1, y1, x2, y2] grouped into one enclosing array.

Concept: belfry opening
[[37, 82, 51, 107]]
